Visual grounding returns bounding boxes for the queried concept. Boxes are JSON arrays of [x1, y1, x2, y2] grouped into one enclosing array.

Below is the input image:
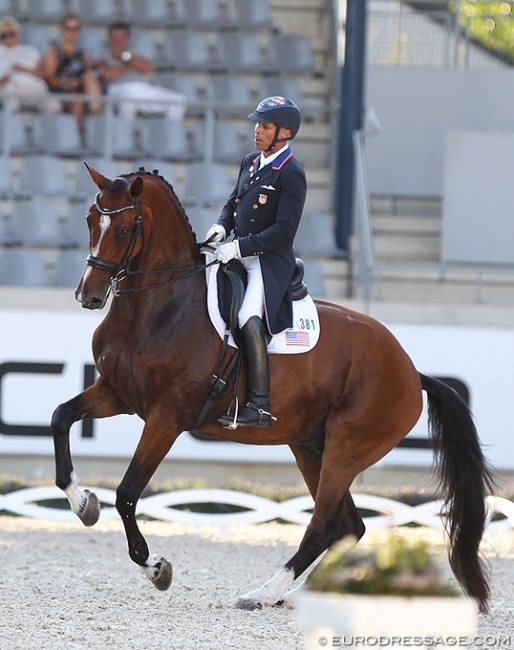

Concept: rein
[[87, 189, 218, 298]]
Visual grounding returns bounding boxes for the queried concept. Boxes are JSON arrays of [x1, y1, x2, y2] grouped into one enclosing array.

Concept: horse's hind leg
[[51, 377, 128, 526], [236, 444, 365, 609], [115, 415, 180, 591]]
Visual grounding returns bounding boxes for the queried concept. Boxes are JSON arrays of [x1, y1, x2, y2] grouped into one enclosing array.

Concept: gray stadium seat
[[225, 0, 273, 30], [184, 162, 232, 205], [129, 28, 159, 62], [11, 199, 65, 246], [155, 72, 202, 115], [0, 213, 15, 245], [204, 75, 254, 116], [174, 0, 222, 28], [216, 32, 264, 73], [0, 110, 32, 154], [192, 120, 243, 164], [79, 26, 106, 59], [84, 114, 136, 159], [138, 118, 199, 162], [69, 0, 124, 23], [0, 156, 17, 197], [0, 248, 49, 287], [25, 0, 67, 22], [162, 31, 213, 71], [267, 34, 317, 74], [186, 206, 218, 239], [302, 259, 326, 298], [294, 212, 337, 257], [19, 155, 69, 197], [66, 199, 91, 248], [18, 23, 50, 53], [32, 113, 83, 156], [0, 0, 14, 15], [54, 249, 87, 288], [125, 0, 173, 26]]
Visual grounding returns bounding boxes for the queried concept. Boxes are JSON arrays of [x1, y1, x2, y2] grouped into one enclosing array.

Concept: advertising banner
[[0, 309, 511, 469]]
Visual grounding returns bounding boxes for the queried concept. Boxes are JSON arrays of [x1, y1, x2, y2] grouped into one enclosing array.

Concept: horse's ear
[[129, 176, 144, 198], [85, 163, 110, 190]]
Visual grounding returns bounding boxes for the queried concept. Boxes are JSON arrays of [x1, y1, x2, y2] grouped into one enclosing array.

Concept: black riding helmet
[[247, 96, 302, 152]]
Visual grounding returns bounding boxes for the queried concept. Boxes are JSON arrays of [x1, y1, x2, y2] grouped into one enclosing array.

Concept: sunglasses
[[64, 24, 81, 31], [1, 30, 17, 38]]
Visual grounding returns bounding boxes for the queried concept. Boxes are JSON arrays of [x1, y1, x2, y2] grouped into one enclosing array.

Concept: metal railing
[[0, 90, 334, 160]]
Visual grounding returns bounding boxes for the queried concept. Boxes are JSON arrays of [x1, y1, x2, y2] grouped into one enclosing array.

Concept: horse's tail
[[420, 373, 495, 613]]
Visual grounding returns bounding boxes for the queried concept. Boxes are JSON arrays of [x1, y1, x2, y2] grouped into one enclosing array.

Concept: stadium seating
[[0, 247, 49, 286]]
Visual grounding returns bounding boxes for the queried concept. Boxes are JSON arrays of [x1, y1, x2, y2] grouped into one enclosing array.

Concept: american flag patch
[[285, 330, 310, 346]]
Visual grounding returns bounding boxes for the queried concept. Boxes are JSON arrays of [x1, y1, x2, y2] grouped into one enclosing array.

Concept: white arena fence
[[1, 487, 514, 532]]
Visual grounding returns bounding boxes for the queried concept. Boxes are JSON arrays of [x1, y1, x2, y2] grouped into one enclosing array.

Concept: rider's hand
[[216, 241, 240, 264], [205, 223, 226, 245]]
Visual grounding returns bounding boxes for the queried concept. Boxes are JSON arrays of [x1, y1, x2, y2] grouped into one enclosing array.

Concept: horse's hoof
[[147, 556, 173, 591], [235, 597, 263, 611], [78, 489, 100, 527]]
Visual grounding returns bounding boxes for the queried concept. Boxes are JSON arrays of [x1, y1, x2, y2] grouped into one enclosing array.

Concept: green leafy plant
[[306, 535, 460, 597]]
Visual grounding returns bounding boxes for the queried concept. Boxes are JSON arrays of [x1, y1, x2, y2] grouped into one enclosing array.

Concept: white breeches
[[238, 256, 265, 329], [107, 81, 187, 122]]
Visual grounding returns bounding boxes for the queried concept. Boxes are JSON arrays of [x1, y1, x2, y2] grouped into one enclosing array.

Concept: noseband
[[86, 183, 143, 283]]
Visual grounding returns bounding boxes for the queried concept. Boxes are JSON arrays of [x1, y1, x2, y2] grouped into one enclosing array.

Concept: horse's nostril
[[82, 296, 105, 310]]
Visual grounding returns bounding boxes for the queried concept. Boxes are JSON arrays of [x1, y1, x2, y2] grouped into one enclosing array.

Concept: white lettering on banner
[[0, 310, 511, 469]]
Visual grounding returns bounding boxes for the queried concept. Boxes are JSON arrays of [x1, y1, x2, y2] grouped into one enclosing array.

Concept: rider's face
[[253, 121, 291, 155]]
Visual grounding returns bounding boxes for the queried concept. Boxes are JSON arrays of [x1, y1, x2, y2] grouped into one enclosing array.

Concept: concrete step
[[352, 265, 514, 306], [371, 213, 441, 236], [372, 234, 441, 263], [370, 195, 443, 216]]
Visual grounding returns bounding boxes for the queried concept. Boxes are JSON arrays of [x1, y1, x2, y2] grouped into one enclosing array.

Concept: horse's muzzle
[[75, 281, 109, 310], [80, 296, 107, 310]]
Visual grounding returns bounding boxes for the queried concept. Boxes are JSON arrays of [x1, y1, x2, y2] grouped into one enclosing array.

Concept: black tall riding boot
[[219, 316, 275, 428]]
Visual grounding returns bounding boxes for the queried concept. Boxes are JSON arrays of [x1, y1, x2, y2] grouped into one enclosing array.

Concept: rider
[[205, 96, 307, 428]]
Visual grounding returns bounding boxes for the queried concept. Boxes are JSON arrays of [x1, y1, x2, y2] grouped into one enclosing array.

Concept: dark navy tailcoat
[[217, 146, 307, 335]]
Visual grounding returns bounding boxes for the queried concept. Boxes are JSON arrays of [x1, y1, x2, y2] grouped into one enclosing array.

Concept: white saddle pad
[[204, 251, 320, 355]]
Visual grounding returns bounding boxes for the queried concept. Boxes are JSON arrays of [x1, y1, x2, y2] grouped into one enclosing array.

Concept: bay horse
[[51, 165, 494, 612]]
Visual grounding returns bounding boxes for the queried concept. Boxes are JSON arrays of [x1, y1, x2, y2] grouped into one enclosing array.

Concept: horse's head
[[76, 164, 145, 310]]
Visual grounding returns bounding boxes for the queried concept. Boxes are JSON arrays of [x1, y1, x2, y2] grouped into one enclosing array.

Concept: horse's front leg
[[51, 377, 128, 527], [115, 415, 180, 591]]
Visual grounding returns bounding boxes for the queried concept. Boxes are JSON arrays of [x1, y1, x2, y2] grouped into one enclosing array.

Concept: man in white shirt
[[96, 23, 186, 123]]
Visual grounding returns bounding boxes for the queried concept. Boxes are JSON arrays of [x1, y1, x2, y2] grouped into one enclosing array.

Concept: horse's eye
[[117, 227, 130, 240]]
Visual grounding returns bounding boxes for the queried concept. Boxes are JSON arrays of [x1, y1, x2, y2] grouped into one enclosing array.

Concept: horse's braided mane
[[127, 166, 198, 245]]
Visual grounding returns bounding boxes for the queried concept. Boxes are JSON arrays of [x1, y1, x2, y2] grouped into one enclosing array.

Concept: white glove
[[216, 241, 240, 264], [205, 223, 226, 245]]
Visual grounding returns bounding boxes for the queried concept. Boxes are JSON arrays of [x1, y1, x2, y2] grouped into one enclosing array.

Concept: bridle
[[86, 182, 217, 298], [86, 190, 143, 282]]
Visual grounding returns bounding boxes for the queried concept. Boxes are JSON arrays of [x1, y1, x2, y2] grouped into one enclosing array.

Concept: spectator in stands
[[0, 16, 59, 112], [95, 23, 186, 123], [205, 97, 306, 429], [41, 13, 102, 125]]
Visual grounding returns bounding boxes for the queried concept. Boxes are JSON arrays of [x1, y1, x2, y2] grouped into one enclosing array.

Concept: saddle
[[217, 257, 308, 338]]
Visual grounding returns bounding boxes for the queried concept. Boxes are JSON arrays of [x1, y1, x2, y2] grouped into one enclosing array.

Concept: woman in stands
[[0, 16, 59, 112], [205, 97, 307, 429], [42, 13, 102, 124]]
